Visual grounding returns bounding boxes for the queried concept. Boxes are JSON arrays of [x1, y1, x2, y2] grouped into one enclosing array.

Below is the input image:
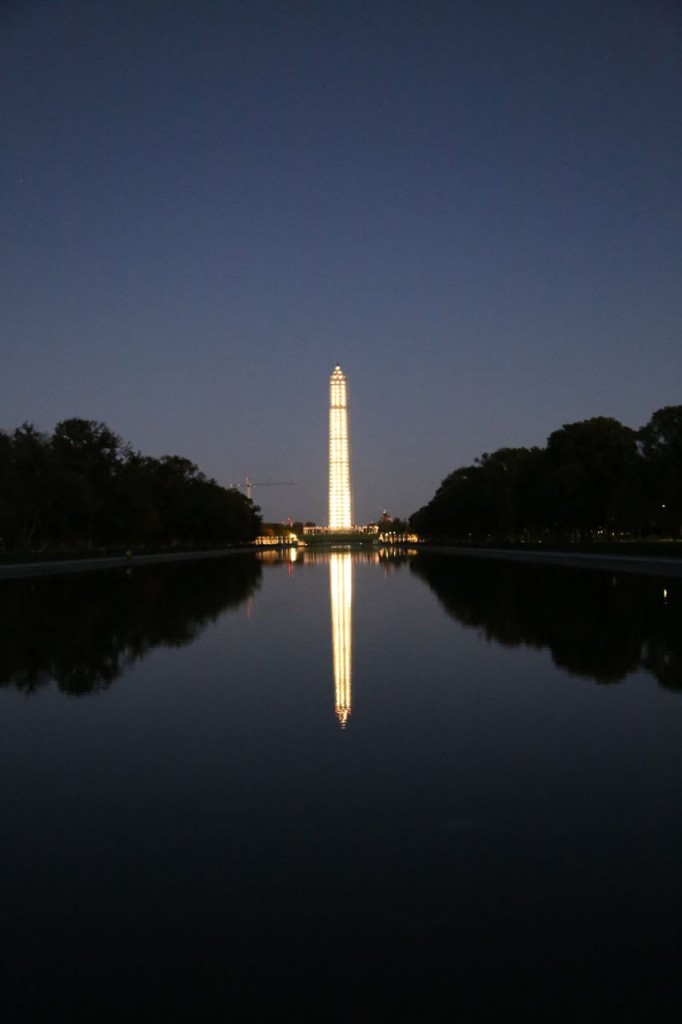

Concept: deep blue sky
[[2, 0, 681, 524]]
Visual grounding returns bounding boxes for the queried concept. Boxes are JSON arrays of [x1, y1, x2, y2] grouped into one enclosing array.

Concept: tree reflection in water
[[0, 556, 261, 696], [411, 553, 682, 691]]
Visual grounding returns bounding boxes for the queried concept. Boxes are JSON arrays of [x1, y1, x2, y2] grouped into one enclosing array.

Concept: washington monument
[[328, 365, 353, 529]]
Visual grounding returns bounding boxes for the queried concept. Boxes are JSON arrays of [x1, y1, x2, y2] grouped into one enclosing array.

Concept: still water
[[1, 550, 681, 1022]]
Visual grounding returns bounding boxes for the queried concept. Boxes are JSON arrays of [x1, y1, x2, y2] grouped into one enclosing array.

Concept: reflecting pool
[[1, 550, 681, 1021]]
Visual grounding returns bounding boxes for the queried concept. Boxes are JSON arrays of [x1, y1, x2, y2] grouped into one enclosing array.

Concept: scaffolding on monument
[[328, 364, 353, 531]]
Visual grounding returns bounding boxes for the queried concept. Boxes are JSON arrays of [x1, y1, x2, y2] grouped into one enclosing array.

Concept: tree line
[[409, 405, 682, 543], [0, 418, 262, 553]]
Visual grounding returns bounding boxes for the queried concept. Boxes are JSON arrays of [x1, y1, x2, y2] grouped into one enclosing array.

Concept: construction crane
[[244, 477, 298, 501]]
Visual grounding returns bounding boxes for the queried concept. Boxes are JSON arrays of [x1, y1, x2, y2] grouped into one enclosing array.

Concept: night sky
[[3, 0, 681, 525]]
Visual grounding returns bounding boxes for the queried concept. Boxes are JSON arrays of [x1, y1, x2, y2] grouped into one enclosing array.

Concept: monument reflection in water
[[329, 551, 353, 726]]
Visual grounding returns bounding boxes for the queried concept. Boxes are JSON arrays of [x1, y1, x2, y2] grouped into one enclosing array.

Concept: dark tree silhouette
[[543, 417, 644, 539], [409, 408, 678, 544], [639, 405, 682, 537], [0, 419, 261, 552]]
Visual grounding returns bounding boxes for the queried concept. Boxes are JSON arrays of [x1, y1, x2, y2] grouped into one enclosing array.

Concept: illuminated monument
[[303, 364, 376, 544], [328, 364, 353, 530]]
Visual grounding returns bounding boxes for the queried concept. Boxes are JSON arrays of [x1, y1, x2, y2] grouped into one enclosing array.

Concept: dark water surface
[[1, 551, 681, 1022]]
